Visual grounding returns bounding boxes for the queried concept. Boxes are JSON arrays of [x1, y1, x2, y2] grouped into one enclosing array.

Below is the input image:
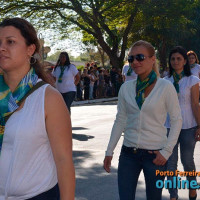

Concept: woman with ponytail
[[0, 18, 75, 200], [103, 40, 182, 200]]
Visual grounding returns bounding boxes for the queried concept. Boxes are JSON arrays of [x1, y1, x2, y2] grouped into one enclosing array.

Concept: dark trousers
[[76, 85, 83, 100], [84, 86, 89, 100], [93, 82, 97, 98], [118, 145, 167, 200], [26, 184, 60, 200], [62, 91, 76, 113], [167, 128, 197, 199]]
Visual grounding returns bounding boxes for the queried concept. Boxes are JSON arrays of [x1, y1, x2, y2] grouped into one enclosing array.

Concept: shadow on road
[[73, 150, 150, 200], [72, 133, 94, 141], [72, 127, 89, 130], [73, 150, 188, 200], [74, 101, 118, 107]]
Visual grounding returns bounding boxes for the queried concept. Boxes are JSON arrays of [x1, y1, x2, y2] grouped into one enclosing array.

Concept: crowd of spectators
[[76, 62, 124, 101]]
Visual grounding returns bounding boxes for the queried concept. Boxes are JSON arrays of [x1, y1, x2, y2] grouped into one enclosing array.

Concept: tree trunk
[[109, 55, 124, 69], [102, 52, 105, 68], [158, 40, 167, 72], [97, 45, 105, 68]]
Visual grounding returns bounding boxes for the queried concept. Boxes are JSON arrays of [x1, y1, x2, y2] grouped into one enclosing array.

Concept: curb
[[72, 97, 118, 106]]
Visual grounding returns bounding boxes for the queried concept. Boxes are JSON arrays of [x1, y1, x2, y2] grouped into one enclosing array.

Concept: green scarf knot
[[135, 70, 157, 109], [190, 64, 196, 69], [127, 65, 133, 76], [58, 66, 66, 83], [172, 70, 185, 93]]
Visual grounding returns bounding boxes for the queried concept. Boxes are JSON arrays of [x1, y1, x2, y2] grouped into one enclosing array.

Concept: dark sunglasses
[[128, 54, 147, 63]]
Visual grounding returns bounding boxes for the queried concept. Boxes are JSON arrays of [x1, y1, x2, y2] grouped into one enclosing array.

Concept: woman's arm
[[161, 83, 182, 160], [191, 83, 200, 124], [45, 86, 75, 200], [74, 73, 80, 85], [122, 75, 126, 82], [103, 85, 127, 172]]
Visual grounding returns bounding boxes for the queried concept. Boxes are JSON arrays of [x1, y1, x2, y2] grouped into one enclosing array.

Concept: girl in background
[[53, 52, 80, 112]]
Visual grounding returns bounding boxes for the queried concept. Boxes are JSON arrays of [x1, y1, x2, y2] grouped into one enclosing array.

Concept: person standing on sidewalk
[[82, 68, 90, 100], [165, 46, 200, 200], [0, 18, 75, 200], [103, 40, 182, 200], [88, 68, 97, 100], [53, 52, 80, 113]]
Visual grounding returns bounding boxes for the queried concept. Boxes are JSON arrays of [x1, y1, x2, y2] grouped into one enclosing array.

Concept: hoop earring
[[30, 56, 37, 64]]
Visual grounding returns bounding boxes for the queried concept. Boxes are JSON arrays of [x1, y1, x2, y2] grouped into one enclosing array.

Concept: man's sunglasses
[[128, 54, 147, 63]]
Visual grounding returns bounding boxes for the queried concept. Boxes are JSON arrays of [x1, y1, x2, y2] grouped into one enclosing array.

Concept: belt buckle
[[133, 148, 137, 154]]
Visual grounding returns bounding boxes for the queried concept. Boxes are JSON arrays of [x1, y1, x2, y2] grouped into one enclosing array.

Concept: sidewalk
[[72, 97, 118, 106]]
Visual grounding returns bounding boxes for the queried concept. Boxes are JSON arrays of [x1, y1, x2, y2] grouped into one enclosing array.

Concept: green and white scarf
[[172, 70, 185, 93], [127, 65, 133, 76], [0, 67, 38, 152], [135, 70, 157, 109], [58, 66, 66, 83], [190, 64, 196, 69]]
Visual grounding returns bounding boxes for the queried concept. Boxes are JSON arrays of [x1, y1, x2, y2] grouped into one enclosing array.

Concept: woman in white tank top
[[0, 18, 75, 200]]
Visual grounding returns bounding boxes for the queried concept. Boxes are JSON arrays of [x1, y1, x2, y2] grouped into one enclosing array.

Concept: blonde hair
[[130, 40, 160, 77], [187, 50, 199, 64]]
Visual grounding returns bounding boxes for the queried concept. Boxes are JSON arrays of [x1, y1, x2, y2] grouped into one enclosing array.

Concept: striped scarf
[[172, 70, 185, 93], [0, 68, 38, 153], [135, 70, 157, 109], [58, 66, 66, 83]]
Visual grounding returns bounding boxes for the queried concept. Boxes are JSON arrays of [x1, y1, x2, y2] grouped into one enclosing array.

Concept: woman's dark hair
[[0, 17, 54, 85], [55, 52, 71, 70], [168, 46, 191, 77]]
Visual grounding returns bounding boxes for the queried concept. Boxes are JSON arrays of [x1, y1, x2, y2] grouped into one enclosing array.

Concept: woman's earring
[[30, 56, 37, 64]]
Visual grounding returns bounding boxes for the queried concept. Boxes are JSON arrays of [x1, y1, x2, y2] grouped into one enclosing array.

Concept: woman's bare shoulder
[[44, 85, 68, 114]]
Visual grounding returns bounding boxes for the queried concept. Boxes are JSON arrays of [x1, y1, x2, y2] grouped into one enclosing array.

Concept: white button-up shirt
[[164, 75, 200, 129]]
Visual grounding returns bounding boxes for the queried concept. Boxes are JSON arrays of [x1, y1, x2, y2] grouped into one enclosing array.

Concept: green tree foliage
[[129, 0, 200, 70], [1, 0, 199, 70], [81, 31, 109, 67], [46, 51, 62, 62], [1, 0, 143, 68]]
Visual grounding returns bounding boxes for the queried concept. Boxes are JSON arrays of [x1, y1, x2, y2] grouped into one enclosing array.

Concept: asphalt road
[[71, 101, 200, 200]]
